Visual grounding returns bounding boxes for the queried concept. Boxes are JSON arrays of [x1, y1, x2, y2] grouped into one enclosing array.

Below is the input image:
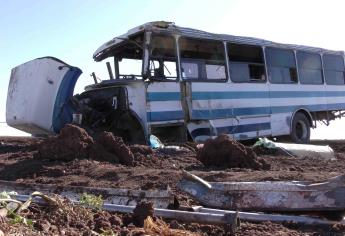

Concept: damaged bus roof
[[93, 21, 344, 62]]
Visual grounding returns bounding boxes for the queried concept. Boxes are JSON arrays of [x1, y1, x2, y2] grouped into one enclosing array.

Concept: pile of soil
[[37, 124, 136, 165], [197, 135, 270, 170], [38, 124, 94, 161]]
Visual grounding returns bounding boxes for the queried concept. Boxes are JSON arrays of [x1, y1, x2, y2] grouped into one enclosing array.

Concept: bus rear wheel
[[290, 113, 310, 143]]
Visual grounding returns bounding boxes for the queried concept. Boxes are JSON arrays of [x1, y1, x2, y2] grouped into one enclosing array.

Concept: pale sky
[[1, 0, 345, 138]]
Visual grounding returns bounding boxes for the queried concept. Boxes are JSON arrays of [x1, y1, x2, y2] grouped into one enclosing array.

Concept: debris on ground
[[2, 135, 345, 235], [0, 180, 174, 208], [196, 135, 270, 170], [144, 216, 201, 236], [253, 137, 336, 160], [179, 171, 345, 217], [150, 134, 164, 149], [0, 192, 203, 235]]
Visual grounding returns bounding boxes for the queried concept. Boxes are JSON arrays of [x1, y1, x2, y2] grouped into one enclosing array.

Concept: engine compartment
[[71, 86, 146, 144]]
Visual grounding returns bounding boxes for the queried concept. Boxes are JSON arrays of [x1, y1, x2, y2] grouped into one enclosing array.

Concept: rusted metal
[[179, 171, 345, 212], [0, 180, 173, 208]]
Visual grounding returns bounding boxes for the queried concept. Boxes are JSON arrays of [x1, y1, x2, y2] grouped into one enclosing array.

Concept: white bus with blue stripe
[[7, 21, 345, 144]]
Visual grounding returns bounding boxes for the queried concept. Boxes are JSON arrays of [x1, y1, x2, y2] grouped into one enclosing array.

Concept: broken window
[[266, 47, 298, 84], [118, 59, 142, 78], [228, 43, 266, 83], [297, 51, 323, 84], [179, 38, 227, 81], [112, 33, 144, 79], [323, 54, 345, 85], [149, 35, 177, 80]]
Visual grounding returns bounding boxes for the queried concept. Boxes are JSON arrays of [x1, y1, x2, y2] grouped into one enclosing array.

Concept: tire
[[290, 113, 310, 143]]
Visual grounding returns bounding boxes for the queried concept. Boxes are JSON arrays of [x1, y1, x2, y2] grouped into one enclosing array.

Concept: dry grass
[[144, 216, 200, 236]]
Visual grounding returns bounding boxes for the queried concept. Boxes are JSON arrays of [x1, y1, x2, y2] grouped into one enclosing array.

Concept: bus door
[[146, 35, 185, 125], [178, 39, 273, 141], [185, 79, 235, 141], [178, 38, 235, 141], [146, 81, 184, 124]]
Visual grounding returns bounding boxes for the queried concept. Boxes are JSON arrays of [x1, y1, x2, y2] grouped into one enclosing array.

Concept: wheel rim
[[295, 120, 308, 141]]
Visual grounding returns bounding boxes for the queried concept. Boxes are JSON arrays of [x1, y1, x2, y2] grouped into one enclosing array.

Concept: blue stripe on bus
[[191, 107, 271, 119], [192, 103, 345, 119], [147, 103, 345, 122], [148, 110, 184, 122], [190, 122, 271, 138], [147, 92, 181, 101], [192, 91, 270, 100], [147, 91, 345, 101]]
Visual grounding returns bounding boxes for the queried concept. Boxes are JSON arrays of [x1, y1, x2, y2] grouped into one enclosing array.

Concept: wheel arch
[[290, 108, 314, 132], [127, 109, 148, 143]]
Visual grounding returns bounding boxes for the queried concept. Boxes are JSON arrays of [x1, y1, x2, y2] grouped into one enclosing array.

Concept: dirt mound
[[38, 124, 95, 161], [37, 125, 134, 165], [197, 135, 270, 170]]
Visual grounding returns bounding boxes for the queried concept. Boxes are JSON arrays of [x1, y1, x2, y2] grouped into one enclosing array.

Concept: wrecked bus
[[6, 21, 345, 143]]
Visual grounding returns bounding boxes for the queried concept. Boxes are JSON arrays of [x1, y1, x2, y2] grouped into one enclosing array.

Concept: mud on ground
[[197, 134, 270, 170], [1, 133, 345, 235]]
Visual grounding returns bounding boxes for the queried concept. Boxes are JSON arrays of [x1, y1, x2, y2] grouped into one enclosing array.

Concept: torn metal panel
[[0, 180, 173, 208], [179, 171, 345, 212], [6, 57, 82, 135], [254, 138, 336, 160]]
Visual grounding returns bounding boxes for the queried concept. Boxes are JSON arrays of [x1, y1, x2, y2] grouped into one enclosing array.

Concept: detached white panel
[[6, 57, 74, 135]]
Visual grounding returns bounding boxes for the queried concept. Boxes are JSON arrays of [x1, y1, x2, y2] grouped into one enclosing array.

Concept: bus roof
[[93, 21, 344, 61]]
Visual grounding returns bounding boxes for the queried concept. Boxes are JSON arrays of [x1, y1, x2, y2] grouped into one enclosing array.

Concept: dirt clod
[[197, 134, 270, 170], [253, 145, 279, 156], [132, 201, 154, 227], [130, 145, 153, 156], [96, 132, 134, 166]]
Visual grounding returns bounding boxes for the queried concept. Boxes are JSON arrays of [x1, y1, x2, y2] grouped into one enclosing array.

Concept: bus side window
[[179, 38, 227, 81], [323, 54, 345, 85], [297, 51, 323, 84], [266, 47, 298, 84], [227, 43, 265, 83]]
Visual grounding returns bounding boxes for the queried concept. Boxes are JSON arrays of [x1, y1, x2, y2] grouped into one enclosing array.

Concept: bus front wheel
[[290, 113, 310, 143]]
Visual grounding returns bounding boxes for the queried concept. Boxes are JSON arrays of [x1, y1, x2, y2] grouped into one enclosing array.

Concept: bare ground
[[1, 135, 345, 235]]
